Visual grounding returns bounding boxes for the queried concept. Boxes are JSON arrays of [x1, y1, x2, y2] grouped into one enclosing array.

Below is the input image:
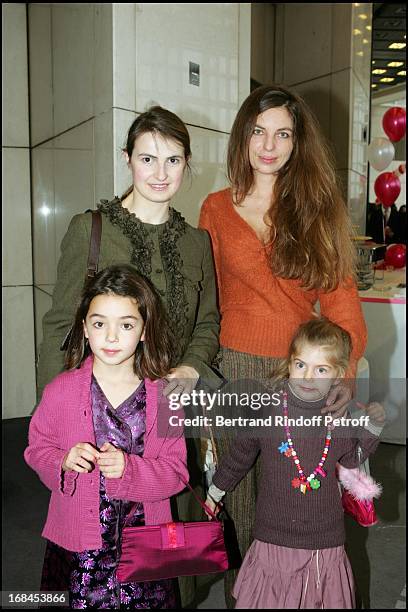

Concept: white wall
[[273, 3, 372, 235], [24, 3, 251, 418], [2, 3, 37, 418]]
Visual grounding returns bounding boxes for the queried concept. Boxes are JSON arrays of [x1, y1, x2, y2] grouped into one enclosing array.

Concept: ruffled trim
[[97, 198, 188, 360]]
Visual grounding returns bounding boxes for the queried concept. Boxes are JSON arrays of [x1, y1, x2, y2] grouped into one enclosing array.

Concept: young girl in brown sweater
[[206, 318, 385, 609]]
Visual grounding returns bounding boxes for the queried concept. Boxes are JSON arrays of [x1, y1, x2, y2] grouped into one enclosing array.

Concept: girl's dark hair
[[65, 265, 174, 380], [121, 105, 191, 200], [227, 85, 355, 292]]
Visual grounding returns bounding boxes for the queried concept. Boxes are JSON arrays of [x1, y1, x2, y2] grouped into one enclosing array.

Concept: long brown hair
[[273, 317, 352, 382], [121, 106, 191, 200], [65, 265, 174, 379], [227, 85, 355, 291]]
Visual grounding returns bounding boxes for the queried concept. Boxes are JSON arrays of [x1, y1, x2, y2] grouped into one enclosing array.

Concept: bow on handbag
[[337, 456, 382, 527]]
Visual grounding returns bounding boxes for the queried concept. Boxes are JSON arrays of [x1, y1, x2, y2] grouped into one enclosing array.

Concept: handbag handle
[[59, 210, 102, 352], [178, 476, 219, 520], [124, 476, 219, 526], [86, 210, 102, 278]]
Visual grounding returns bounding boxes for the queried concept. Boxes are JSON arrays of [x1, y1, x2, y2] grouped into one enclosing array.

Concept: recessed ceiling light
[[397, 70, 406, 76], [363, 39, 369, 44], [353, 29, 362, 35], [380, 77, 395, 83], [366, 25, 372, 31], [389, 42, 406, 50], [357, 51, 364, 56], [388, 62, 404, 68], [358, 14, 368, 20], [372, 69, 387, 74]]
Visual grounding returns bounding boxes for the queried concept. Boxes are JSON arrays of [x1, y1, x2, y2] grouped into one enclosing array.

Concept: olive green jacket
[[36, 203, 220, 398]]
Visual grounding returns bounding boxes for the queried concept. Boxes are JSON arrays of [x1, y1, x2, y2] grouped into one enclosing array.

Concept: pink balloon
[[374, 172, 401, 207], [382, 107, 406, 143], [384, 244, 406, 269]]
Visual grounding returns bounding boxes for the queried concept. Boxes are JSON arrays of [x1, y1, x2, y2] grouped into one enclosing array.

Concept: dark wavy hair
[[65, 265, 174, 379], [227, 84, 356, 291], [121, 105, 191, 200]]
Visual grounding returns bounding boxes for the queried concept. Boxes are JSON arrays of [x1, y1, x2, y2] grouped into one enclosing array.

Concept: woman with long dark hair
[[199, 84, 367, 608]]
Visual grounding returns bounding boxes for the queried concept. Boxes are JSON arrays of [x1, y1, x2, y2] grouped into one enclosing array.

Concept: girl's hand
[[356, 401, 386, 426], [62, 443, 100, 473], [163, 365, 200, 397], [321, 380, 353, 419], [204, 495, 221, 520], [98, 442, 126, 479]]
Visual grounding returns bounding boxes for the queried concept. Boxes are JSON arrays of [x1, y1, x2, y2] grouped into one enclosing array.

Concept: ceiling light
[[372, 69, 387, 74], [357, 51, 364, 56], [358, 14, 368, 20], [397, 70, 406, 76], [380, 77, 395, 83], [354, 3, 360, 6], [372, 60, 375, 64], [371, 84, 377, 88], [388, 62, 404, 68], [389, 42, 406, 50], [353, 29, 362, 35], [363, 39, 369, 44], [366, 25, 372, 31]]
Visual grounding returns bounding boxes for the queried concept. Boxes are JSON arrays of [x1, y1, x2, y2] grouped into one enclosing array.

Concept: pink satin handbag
[[117, 480, 229, 583]]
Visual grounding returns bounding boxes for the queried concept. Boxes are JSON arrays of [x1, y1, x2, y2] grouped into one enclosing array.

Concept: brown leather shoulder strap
[[86, 210, 102, 278]]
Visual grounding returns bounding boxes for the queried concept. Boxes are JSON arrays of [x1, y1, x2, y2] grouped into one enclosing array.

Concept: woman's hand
[[97, 442, 126, 479], [163, 365, 200, 397], [321, 380, 353, 419], [356, 401, 386, 427], [62, 442, 100, 473]]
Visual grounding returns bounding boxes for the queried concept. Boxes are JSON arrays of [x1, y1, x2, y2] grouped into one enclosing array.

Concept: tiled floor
[[2, 418, 405, 609]]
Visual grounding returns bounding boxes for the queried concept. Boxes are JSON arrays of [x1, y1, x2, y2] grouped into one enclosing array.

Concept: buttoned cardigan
[[24, 356, 188, 552]]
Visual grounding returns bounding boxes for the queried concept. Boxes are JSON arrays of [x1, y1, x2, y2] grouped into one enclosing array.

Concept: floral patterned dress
[[40, 377, 178, 609]]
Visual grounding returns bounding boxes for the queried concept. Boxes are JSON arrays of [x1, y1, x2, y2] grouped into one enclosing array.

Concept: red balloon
[[384, 244, 406, 269], [382, 107, 406, 142], [374, 172, 401, 207]]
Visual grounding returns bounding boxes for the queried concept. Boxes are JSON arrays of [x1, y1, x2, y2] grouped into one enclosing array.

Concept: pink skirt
[[232, 540, 356, 609]]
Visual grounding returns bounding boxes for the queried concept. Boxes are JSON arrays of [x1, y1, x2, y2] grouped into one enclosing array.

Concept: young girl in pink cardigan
[[25, 264, 188, 609]]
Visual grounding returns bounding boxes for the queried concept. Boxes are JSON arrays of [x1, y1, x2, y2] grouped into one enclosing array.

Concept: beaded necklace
[[278, 390, 334, 495]]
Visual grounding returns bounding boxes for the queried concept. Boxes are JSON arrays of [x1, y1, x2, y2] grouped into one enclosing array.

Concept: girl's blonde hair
[[273, 317, 352, 381]]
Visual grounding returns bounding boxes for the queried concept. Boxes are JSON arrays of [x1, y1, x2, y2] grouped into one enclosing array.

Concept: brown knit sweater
[[212, 385, 381, 550]]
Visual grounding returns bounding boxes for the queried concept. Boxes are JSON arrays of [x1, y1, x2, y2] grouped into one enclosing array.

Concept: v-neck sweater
[[199, 188, 367, 376]]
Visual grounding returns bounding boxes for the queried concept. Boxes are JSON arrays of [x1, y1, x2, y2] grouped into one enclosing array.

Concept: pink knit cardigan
[[24, 357, 188, 552]]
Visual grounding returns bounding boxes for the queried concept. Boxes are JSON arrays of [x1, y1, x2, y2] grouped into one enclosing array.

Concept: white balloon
[[367, 137, 395, 171]]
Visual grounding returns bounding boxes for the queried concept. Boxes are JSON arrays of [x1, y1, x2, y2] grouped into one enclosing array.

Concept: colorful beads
[[281, 389, 332, 496]]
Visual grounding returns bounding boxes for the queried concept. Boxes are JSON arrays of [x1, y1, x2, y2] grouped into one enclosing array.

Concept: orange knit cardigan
[[199, 188, 367, 377]]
